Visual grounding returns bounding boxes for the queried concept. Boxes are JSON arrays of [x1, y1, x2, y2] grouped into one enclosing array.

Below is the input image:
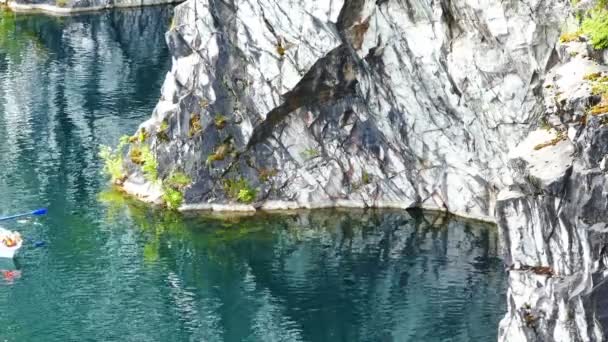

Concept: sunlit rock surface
[[126, 0, 569, 222]]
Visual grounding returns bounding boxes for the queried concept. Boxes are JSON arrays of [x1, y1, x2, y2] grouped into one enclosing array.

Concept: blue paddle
[[0, 208, 48, 222]]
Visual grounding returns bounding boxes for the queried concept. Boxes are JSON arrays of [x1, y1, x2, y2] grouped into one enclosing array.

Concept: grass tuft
[[99, 135, 130, 184], [582, 9, 608, 50], [157, 120, 170, 143], [162, 187, 183, 210], [206, 143, 231, 165], [301, 148, 320, 160], [224, 178, 257, 204], [165, 172, 191, 190], [161, 171, 191, 210], [189, 114, 202, 137], [140, 146, 158, 182], [214, 115, 228, 129]]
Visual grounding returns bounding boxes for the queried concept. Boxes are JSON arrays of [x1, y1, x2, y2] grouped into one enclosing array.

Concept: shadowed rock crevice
[[247, 45, 360, 149]]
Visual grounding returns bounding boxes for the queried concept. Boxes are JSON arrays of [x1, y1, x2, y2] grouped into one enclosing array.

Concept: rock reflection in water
[[106, 201, 507, 342]]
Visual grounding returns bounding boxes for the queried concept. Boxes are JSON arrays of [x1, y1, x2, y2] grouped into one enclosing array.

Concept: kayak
[[0, 228, 22, 258]]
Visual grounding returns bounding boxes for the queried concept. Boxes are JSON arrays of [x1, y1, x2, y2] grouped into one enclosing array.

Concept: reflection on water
[[0, 7, 171, 214], [100, 199, 507, 342], [0, 6, 506, 342]]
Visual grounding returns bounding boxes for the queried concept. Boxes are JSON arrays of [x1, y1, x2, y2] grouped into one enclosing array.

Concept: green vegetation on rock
[[169, 16, 176, 31], [237, 189, 256, 203], [100, 131, 159, 185], [592, 81, 608, 95], [189, 114, 202, 137], [582, 71, 608, 96], [362, 171, 371, 185], [159, 120, 169, 132], [99, 135, 130, 184], [156, 120, 170, 143], [539, 117, 552, 131], [584, 72, 602, 81], [584, 70, 608, 115], [162, 187, 183, 209], [207, 143, 231, 164], [161, 171, 192, 210], [224, 178, 257, 204], [138, 128, 149, 143], [130, 146, 144, 165], [140, 145, 158, 182], [165, 172, 191, 189], [561, 1, 608, 50], [99, 146, 125, 184], [214, 115, 227, 129], [301, 148, 320, 159], [127, 128, 149, 144], [582, 8, 608, 49], [589, 93, 608, 115]]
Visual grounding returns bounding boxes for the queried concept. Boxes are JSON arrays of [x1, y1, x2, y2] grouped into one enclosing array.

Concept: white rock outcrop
[[129, 0, 568, 221], [496, 36, 608, 341]]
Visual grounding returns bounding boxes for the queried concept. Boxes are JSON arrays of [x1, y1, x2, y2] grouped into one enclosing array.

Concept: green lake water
[[0, 7, 506, 342]]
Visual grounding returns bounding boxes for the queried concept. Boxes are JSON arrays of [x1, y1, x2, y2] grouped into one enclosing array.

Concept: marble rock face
[[126, 0, 568, 221], [496, 38, 608, 341]]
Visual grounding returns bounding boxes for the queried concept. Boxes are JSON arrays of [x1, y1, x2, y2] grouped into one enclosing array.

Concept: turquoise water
[[0, 8, 506, 342]]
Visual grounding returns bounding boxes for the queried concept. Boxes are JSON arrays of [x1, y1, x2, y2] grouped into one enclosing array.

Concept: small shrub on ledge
[[156, 120, 170, 143], [206, 143, 231, 164], [223, 178, 257, 204], [189, 114, 202, 137], [99, 135, 130, 185], [582, 8, 608, 50], [165, 172, 191, 190], [214, 115, 227, 129], [161, 172, 192, 210], [162, 188, 183, 210], [130, 146, 144, 165], [140, 146, 158, 182]]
